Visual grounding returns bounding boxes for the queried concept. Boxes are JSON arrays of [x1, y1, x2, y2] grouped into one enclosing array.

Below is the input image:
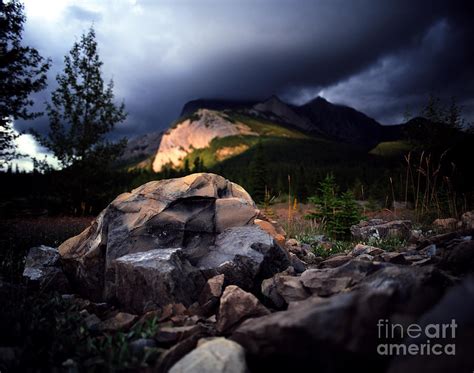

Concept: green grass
[[369, 141, 412, 158], [229, 113, 308, 138]]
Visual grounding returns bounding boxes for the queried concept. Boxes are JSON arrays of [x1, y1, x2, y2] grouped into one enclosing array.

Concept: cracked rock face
[[59, 173, 288, 312]]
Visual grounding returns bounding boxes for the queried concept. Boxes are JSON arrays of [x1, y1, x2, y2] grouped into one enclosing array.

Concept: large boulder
[[58, 173, 289, 311]]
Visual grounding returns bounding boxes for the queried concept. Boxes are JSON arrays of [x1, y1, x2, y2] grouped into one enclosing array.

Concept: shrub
[[306, 175, 362, 239]]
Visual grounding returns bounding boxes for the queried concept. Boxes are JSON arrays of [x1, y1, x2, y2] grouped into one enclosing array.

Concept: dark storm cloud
[[16, 0, 474, 141]]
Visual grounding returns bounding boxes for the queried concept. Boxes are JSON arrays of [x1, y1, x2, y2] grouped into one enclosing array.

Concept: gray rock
[[155, 325, 205, 346], [388, 277, 474, 373], [289, 252, 306, 273], [380, 252, 407, 264], [439, 239, 474, 275], [129, 338, 157, 355], [300, 259, 385, 297], [197, 274, 225, 316], [22, 246, 69, 292], [231, 264, 452, 371], [113, 248, 205, 313], [169, 337, 247, 373], [351, 219, 412, 241], [351, 244, 385, 257], [319, 254, 352, 268], [261, 270, 310, 308], [217, 285, 269, 333], [58, 174, 288, 310], [95, 312, 137, 332]]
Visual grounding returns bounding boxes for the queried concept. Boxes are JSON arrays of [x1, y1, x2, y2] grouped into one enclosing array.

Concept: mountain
[[120, 130, 163, 169], [152, 109, 259, 172], [180, 98, 259, 118], [123, 95, 409, 176]]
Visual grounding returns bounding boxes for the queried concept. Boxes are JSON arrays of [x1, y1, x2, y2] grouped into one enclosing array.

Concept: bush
[[307, 175, 362, 239]]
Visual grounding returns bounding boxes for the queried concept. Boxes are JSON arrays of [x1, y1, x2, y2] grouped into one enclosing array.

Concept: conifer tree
[[0, 0, 50, 166]]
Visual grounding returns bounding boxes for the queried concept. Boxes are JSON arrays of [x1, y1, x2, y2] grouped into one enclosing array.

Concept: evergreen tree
[[248, 141, 267, 203], [33, 27, 126, 167], [444, 96, 463, 130], [0, 0, 50, 166], [193, 156, 202, 173], [183, 158, 191, 174], [307, 175, 362, 239]]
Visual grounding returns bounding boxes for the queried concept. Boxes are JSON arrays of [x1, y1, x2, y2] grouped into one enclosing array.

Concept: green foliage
[[33, 27, 126, 167], [369, 141, 412, 158], [307, 175, 363, 239], [0, 292, 161, 371], [0, 0, 50, 166], [363, 235, 407, 252], [297, 234, 352, 259], [229, 113, 308, 138], [248, 140, 267, 202], [29, 27, 127, 214]]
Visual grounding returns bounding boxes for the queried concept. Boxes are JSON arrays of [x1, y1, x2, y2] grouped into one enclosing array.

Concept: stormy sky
[[13, 0, 474, 165]]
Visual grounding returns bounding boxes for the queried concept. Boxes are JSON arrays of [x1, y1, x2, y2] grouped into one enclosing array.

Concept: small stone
[[351, 244, 384, 257], [217, 285, 270, 333], [381, 252, 407, 265], [129, 338, 157, 355], [319, 255, 352, 268], [83, 313, 101, 330], [289, 252, 306, 273], [96, 312, 137, 332], [169, 338, 247, 373], [155, 325, 202, 346]]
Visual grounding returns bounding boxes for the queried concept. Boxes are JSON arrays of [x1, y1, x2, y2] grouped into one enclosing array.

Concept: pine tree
[[444, 97, 463, 130], [307, 175, 361, 239], [33, 27, 126, 167], [0, 0, 50, 166], [183, 158, 191, 174], [193, 156, 202, 173]]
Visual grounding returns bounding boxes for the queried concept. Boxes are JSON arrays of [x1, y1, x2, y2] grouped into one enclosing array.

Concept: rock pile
[[19, 174, 474, 372]]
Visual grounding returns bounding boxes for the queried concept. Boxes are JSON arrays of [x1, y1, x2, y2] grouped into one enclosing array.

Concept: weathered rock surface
[[267, 274, 309, 305], [301, 259, 385, 297], [58, 173, 288, 311], [232, 264, 453, 372], [113, 249, 205, 313], [153, 109, 257, 172], [95, 312, 138, 332], [388, 277, 474, 373], [169, 337, 248, 373], [351, 219, 412, 241], [197, 274, 225, 316], [22, 246, 69, 292], [319, 254, 352, 268], [217, 285, 270, 333], [351, 244, 384, 257]]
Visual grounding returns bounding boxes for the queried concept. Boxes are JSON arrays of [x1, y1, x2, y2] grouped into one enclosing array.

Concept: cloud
[[65, 5, 102, 22], [14, 0, 474, 143]]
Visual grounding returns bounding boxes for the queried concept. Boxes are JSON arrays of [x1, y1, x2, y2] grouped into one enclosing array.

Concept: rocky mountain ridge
[[145, 95, 399, 172]]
